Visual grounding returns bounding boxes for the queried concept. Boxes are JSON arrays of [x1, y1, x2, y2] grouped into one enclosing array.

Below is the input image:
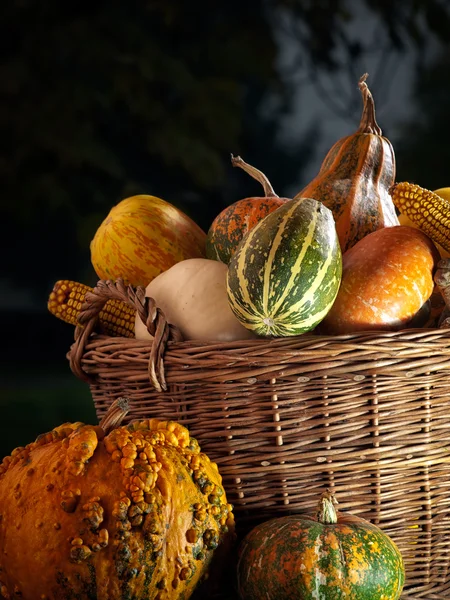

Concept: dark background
[[1, 0, 450, 459]]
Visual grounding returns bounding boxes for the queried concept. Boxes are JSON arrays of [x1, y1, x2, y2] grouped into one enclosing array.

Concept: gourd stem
[[357, 73, 382, 136], [317, 490, 338, 524], [99, 397, 130, 434], [231, 154, 279, 198]]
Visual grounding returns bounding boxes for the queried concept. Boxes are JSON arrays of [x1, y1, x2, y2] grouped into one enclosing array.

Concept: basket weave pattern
[[69, 280, 450, 598]]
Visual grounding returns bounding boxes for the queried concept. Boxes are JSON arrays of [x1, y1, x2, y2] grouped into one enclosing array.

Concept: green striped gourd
[[227, 197, 342, 337]]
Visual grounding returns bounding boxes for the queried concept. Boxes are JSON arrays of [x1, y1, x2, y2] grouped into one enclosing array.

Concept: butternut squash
[[135, 258, 258, 342]]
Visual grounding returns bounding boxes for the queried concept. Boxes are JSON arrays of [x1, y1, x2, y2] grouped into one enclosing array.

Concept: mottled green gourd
[[0, 399, 235, 600], [227, 197, 342, 337], [237, 491, 405, 600], [295, 74, 399, 253]]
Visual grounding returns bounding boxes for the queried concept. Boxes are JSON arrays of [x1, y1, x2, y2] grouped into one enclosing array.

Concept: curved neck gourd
[[296, 73, 399, 253]]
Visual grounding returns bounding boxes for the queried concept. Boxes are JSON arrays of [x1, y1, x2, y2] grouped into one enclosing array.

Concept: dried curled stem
[[357, 73, 382, 136], [231, 154, 278, 198]]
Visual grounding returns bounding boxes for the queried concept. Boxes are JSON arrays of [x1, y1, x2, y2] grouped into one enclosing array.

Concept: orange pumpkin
[[0, 400, 235, 599], [295, 74, 399, 253], [320, 225, 440, 334], [206, 155, 288, 264], [91, 195, 207, 287]]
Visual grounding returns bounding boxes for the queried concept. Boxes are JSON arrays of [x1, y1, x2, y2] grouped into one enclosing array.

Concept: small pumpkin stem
[[317, 489, 339, 524], [357, 73, 383, 136], [231, 154, 279, 198], [99, 397, 130, 434]]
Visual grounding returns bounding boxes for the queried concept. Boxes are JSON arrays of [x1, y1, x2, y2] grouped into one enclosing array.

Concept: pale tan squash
[[135, 258, 258, 342]]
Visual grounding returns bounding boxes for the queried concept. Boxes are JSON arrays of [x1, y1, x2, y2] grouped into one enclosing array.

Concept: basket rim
[[68, 278, 450, 388], [68, 322, 450, 387]]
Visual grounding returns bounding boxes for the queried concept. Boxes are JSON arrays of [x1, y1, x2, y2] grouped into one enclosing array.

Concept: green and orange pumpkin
[[206, 155, 289, 264], [0, 399, 235, 600], [237, 491, 405, 600]]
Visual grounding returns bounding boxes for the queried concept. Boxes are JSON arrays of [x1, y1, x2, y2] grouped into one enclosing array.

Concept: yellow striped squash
[[227, 197, 342, 337], [91, 195, 207, 287]]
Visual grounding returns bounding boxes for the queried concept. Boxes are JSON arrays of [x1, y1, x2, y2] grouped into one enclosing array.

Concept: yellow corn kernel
[[47, 280, 135, 338], [391, 182, 450, 253]]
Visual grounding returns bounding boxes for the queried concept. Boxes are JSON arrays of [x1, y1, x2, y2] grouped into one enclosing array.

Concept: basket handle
[[68, 278, 183, 392]]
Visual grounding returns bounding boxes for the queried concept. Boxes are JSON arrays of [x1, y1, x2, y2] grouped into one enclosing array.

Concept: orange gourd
[[206, 156, 289, 264], [91, 195, 207, 287], [295, 74, 399, 253], [0, 399, 235, 600], [320, 225, 440, 334]]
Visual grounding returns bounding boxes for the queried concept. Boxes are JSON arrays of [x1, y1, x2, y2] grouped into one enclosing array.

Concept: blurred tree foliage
[[1, 0, 449, 295], [396, 48, 450, 188]]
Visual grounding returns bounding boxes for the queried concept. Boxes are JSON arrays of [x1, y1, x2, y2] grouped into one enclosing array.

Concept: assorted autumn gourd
[[49, 72, 449, 340], [237, 491, 405, 600], [34, 71, 450, 596], [46, 66, 449, 344], [0, 399, 235, 600]]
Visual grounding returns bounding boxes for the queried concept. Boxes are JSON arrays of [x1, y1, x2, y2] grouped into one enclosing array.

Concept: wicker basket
[[69, 279, 450, 598]]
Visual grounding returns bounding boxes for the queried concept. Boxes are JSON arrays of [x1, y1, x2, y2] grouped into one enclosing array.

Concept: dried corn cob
[[48, 280, 135, 337], [390, 182, 450, 253]]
